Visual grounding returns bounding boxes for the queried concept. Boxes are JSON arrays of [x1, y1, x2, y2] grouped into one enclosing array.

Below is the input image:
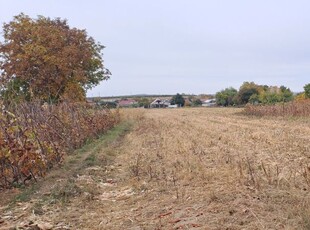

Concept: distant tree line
[[215, 82, 310, 106]]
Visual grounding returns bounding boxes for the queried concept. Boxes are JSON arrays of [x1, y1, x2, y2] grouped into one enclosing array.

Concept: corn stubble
[[2, 107, 310, 229], [118, 108, 310, 229], [244, 99, 310, 117]]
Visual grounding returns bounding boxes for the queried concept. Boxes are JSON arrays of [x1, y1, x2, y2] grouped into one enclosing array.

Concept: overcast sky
[[1, 1, 310, 96]]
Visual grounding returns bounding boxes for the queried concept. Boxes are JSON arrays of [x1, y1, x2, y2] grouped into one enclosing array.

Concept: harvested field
[[244, 100, 310, 117], [1, 108, 310, 229]]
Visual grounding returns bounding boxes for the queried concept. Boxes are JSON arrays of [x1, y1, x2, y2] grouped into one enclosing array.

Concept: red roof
[[118, 99, 137, 106]]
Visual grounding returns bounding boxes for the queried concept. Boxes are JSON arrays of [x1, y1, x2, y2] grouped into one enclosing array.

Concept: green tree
[[138, 98, 150, 108], [192, 98, 202, 107], [279, 86, 293, 102], [99, 101, 117, 108], [237, 82, 260, 104], [0, 13, 110, 103], [171, 93, 185, 107], [304, 83, 310, 98], [248, 94, 260, 104], [215, 87, 238, 106], [256, 85, 293, 104], [264, 92, 280, 104]]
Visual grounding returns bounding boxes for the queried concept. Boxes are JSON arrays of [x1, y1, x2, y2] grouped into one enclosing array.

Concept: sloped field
[[115, 108, 310, 229], [1, 108, 310, 229]]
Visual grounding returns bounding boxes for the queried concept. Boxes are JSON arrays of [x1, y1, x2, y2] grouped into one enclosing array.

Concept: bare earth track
[[1, 108, 310, 229]]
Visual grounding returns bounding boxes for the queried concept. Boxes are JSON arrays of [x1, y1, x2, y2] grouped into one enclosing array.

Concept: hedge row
[[0, 102, 120, 189], [244, 100, 310, 117]]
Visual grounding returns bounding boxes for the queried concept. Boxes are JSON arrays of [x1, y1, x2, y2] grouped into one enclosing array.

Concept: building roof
[[118, 99, 137, 106], [203, 99, 216, 104], [150, 98, 171, 105]]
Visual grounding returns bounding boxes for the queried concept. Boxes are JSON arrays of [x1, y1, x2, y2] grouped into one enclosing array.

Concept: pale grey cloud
[[1, 0, 309, 96]]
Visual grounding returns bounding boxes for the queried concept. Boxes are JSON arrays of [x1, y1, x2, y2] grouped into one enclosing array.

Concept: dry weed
[[2, 107, 310, 229], [245, 99, 310, 117], [118, 107, 310, 229]]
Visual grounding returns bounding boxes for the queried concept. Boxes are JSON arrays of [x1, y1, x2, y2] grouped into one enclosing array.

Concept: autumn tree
[[237, 82, 261, 104], [0, 13, 110, 103]]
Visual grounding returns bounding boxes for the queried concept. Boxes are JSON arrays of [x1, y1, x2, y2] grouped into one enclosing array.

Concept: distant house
[[150, 98, 171, 108], [202, 99, 217, 107], [168, 104, 178, 108], [118, 99, 138, 107]]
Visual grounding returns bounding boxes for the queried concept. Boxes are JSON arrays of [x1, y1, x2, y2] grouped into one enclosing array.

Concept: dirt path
[[1, 108, 310, 229], [0, 121, 133, 230]]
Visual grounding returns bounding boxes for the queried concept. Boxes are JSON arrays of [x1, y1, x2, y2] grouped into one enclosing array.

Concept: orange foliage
[[0, 14, 109, 102], [0, 102, 120, 189]]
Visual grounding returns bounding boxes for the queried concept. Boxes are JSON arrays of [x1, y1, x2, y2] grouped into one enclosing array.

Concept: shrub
[[0, 102, 120, 189]]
